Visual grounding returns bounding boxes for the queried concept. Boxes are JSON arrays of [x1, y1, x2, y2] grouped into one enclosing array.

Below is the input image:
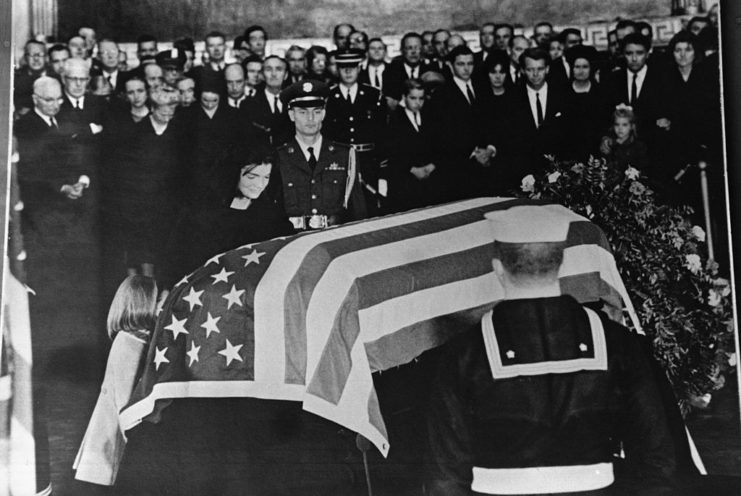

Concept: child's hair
[[611, 104, 638, 141], [106, 275, 158, 339]]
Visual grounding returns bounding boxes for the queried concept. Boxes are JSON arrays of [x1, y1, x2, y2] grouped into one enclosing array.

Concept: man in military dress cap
[[427, 205, 680, 496], [155, 47, 187, 88], [323, 48, 387, 215], [276, 79, 367, 230]]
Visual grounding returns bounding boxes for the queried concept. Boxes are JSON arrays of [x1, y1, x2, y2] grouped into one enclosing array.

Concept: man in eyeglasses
[[14, 39, 48, 116], [59, 57, 105, 135]]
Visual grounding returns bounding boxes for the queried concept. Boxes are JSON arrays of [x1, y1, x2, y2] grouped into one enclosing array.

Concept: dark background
[[56, 0, 669, 42]]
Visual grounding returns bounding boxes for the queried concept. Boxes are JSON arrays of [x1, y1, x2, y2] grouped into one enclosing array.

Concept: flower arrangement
[[519, 156, 735, 415]]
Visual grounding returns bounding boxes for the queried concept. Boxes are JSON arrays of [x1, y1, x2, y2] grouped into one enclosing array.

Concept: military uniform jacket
[[276, 137, 366, 221], [427, 295, 678, 496], [323, 83, 386, 148]]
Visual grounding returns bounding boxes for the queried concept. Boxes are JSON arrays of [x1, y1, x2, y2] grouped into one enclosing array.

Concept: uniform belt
[[337, 142, 375, 152], [471, 462, 614, 494], [289, 215, 328, 230]]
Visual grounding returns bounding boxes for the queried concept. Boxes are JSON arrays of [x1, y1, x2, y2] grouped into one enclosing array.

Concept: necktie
[[374, 69, 381, 88], [535, 92, 544, 128], [307, 146, 317, 171], [75, 99, 81, 110], [414, 112, 421, 131], [630, 72, 638, 106], [50, 117, 58, 128], [466, 84, 475, 105], [107, 75, 113, 89], [345, 89, 351, 103], [273, 95, 280, 114]]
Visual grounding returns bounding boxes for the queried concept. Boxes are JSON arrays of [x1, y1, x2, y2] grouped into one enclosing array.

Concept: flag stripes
[[121, 198, 640, 457]]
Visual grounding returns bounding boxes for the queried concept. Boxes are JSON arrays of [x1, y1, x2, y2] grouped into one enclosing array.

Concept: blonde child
[[73, 275, 157, 486], [599, 104, 649, 172]]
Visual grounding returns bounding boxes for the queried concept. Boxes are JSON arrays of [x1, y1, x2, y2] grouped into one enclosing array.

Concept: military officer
[[323, 49, 387, 215], [427, 205, 680, 496], [276, 80, 367, 230]]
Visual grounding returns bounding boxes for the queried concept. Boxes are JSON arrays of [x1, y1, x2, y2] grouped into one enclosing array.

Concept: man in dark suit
[[507, 35, 530, 88], [284, 45, 307, 86], [428, 46, 497, 200], [508, 47, 571, 185], [188, 31, 228, 85], [606, 33, 671, 184], [92, 38, 128, 95], [474, 23, 497, 68], [239, 55, 292, 146], [384, 32, 433, 105], [359, 38, 388, 92], [58, 58, 106, 135], [14, 40, 48, 116]]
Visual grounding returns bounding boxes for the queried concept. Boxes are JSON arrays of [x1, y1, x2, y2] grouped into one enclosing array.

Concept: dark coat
[[383, 59, 435, 101], [239, 87, 293, 146]]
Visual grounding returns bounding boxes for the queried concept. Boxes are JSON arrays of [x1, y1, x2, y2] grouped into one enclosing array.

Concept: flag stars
[[205, 253, 222, 266], [242, 249, 265, 267], [506, 350, 516, 359], [222, 285, 245, 309], [201, 312, 221, 338], [210, 267, 234, 285], [218, 339, 244, 366], [154, 346, 170, 370], [182, 287, 204, 311], [186, 341, 201, 367], [579, 343, 588, 352], [165, 315, 189, 340]]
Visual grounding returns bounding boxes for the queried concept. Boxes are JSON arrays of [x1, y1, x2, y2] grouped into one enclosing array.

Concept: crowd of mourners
[[12, 10, 724, 295]]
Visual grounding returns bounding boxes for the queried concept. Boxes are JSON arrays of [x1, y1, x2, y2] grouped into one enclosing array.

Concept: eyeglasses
[[34, 94, 64, 104], [65, 76, 90, 84]]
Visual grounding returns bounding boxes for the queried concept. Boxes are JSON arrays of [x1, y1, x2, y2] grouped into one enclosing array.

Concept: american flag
[[120, 197, 640, 455]]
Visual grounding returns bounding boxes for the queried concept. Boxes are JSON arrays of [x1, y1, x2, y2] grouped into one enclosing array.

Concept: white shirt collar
[[265, 88, 282, 112], [404, 108, 421, 130], [66, 94, 85, 109], [295, 135, 323, 162], [229, 95, 246, 108], [34, 107, 55, 126], [453, 76, 474, 101], [526, 82, 549, 125], [340, 83, 358, 102], [628, 65, 649, 96], [404, 62, 419, 79]]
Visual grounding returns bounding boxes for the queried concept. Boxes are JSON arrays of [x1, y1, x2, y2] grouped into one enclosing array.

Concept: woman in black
[[161, 145, 294, 289], [564, 44, 610, 161]]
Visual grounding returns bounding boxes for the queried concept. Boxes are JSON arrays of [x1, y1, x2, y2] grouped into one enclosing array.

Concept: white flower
[[691, 225, 706, 242], [708, 289, 722, 307], [714, 278, 731, 296], [624, 166, 640, 180], [520, 174, 535, 193], [547, 171, 561, 183], [684, 254, 702, 274], [729, 353, 737, 367]]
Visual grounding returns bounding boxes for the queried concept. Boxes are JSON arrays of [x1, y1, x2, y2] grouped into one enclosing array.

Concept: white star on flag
[[165, 315, 189, 340], [201, 312, 221, 338], [579, 343, 588, 352], [183, 287, 204, 311], [222, 285, 245, 309], [206, 254, 222, 266], [210, 267, 234, 285], [154, 346, 170, 370], [242, 249, 265, 267], [506, 350, 515, 359], [218, 339, 244, 366], [186, 341, 201, 366]]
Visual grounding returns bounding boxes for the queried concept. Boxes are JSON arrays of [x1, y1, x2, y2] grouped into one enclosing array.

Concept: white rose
[[685, 254, 702, 274], [729, 353, 737, 367], [547, 171, 561, 183], [708, 289, 722, 307], [624, 166, 640, 180], [691, 225, 706, 242], [520, 174, 536, 193]]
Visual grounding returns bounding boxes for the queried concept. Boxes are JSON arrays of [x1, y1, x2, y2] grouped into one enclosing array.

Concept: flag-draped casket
[[120, 197, 639, 455]]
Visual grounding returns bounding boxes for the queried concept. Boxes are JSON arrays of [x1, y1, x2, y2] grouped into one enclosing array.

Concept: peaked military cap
[[280, 79, 330, 108]]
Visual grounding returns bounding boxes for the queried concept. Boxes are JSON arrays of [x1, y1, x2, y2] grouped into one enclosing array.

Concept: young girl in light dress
[[599, 104, 649, 173], [73, 275, 157, 486]]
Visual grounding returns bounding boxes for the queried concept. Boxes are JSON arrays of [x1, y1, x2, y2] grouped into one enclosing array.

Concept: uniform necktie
[[374, 69, 381, 88], [630, 72, 638, 106], [466, 83, 475, 105], [345, 89, 351, 103], [307, 146, 317, 171], [535, 92, 544, 128]]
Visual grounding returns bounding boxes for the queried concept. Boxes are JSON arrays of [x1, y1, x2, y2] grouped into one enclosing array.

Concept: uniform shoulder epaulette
[[327, 140, 349, 153]]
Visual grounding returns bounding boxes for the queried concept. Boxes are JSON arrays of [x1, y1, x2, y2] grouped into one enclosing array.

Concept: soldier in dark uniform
[[276, 79, 366, 231], [427, 205, 680, 496], [324, 49, 387, 216]]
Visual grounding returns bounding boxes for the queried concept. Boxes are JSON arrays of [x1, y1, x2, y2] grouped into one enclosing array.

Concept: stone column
[[31, 0, 57, 40]]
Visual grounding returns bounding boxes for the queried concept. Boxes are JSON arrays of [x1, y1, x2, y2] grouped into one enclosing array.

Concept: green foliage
[[519, 156, 735, 415]]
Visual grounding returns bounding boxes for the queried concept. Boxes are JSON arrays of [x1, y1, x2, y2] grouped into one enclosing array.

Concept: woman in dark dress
[[161, 145, 294, 289], [564, 44, 610, 161]]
